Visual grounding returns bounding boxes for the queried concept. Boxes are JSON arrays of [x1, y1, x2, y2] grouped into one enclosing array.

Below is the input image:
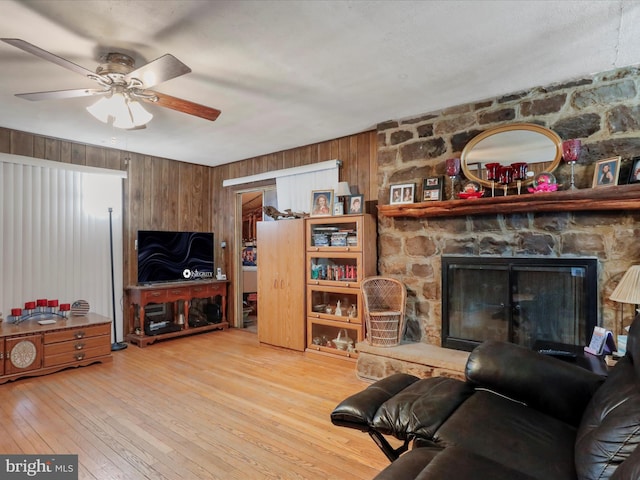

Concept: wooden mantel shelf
[[378, 184, 640, 218]]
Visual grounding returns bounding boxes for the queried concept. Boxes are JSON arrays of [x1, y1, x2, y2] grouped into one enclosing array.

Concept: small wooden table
[[125, 280, 228, 347], [0, 312, 112, 384]]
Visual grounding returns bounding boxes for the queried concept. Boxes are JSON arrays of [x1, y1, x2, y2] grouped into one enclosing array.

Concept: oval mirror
[[460, 123, 562, 189]]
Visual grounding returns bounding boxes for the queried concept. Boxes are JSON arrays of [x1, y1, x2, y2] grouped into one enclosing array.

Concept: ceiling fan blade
[[1, 38, 96, 78], [126, 54, 191, 89], [16, 88, 108, 101], [141, 91, 221, 121]]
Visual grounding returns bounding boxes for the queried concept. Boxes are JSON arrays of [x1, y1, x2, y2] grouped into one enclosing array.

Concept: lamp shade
[[86, 97, 111, 123], [336, 182, 351, 197], [610, 265, 640, 304], [128, 100, 153, 126]]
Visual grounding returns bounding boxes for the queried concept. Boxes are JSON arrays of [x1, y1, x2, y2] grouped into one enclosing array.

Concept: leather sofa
[[331, 316, 640, 480]]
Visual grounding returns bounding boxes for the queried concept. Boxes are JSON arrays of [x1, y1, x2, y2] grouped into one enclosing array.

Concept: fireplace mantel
[[378, 184, 640, 219]]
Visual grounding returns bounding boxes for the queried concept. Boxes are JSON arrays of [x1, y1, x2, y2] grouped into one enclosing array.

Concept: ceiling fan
[[1, 38, 221, 128]]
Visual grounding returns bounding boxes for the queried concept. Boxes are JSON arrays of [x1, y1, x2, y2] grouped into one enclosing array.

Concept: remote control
[[538, 348, 576, 358]]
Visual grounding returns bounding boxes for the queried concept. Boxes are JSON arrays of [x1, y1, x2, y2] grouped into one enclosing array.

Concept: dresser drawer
[[44, 344, 111, 368], [44, 323, 110, 344], [140, 289, 168, 304], [166, 288, 187, 302], [191, 284, 218, 298], [44, 335, 108, 356]]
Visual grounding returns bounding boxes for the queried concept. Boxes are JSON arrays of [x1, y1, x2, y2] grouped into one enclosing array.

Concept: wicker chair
[[361, 276, 407, 347]]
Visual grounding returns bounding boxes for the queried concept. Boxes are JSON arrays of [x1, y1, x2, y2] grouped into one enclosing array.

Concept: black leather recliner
[[331, 316, 640, 480]]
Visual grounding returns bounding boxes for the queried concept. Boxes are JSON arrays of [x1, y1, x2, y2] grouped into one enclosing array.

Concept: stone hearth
[[356, 341, 469, 382]]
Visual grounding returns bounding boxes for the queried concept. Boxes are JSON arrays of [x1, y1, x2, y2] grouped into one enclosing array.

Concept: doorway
[[235, 187, 277, 332]]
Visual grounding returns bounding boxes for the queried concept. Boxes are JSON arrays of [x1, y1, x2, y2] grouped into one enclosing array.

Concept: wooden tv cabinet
[[0, 313, 112, 384], [125, 280, 228, 347]]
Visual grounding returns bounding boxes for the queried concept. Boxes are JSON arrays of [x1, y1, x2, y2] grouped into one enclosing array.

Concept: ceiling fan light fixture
[[128, 99, 153, 126], [108, 92, 133, 128], [86, 92, 152, 129], [4, 39, 221, 125], [85, 96, 111, 123]]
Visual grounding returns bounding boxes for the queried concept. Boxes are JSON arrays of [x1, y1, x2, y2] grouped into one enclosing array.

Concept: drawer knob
[[74, 342, 85, 350], [75, 353, 86, 361], [74, 331, 86, 339]]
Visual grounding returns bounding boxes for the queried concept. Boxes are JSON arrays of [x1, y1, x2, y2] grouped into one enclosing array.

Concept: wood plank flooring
[[0, 329, 390, 479]]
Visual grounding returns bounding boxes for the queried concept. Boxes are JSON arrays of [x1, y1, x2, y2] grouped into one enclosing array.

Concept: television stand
[[125, 280, 228, 347]]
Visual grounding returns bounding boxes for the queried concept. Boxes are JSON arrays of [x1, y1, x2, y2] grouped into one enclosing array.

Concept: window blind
[[1, 156, 125, 341]]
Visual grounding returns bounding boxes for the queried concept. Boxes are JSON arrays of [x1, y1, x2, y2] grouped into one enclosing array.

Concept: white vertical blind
[[275, 165, 339, 213], [1, 157, 125, 341]]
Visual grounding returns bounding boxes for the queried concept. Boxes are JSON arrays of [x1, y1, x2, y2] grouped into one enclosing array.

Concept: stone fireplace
[[375, 65, 640, 348]]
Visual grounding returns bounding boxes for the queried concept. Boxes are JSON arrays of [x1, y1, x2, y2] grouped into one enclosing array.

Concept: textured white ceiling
[[0, 0, 639, 167]]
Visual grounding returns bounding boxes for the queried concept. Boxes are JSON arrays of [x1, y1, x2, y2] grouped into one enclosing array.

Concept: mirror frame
[[460, 123, 563, 189]]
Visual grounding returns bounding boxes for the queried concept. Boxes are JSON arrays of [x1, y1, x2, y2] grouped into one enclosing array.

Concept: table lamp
[[610, 265, 640, 353], [335, 182, 351, 215]]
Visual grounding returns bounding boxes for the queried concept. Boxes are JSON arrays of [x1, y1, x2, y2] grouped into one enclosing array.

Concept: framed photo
[[628, 156, 640, 184], [422, 176, 444, 201], [348, 194, 364, 214], [592, 156, 621, 188], [241, 246, 257, 266], [310, 190, 334, 216], [390, 183, 415, 204]]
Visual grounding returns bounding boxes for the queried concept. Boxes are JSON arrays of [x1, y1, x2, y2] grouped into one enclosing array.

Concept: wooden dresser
[[0, 313, 112, 384]]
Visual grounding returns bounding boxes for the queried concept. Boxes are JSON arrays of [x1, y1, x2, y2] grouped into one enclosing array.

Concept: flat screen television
[[137, 231, 214, 284]]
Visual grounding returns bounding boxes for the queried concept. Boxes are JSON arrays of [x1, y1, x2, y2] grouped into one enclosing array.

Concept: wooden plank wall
[[0, 127, 377, 326], [210, 131, 378, 324]]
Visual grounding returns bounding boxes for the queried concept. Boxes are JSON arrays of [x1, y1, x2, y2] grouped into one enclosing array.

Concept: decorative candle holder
[[47, 299, 59, 315], [498, 166, 513, 196], [511, 162, 528, 195], [485, 162, 500, 197], [562, 139, 581, 190], [445, 158, 461, 200], [8, 298, 71, 324]]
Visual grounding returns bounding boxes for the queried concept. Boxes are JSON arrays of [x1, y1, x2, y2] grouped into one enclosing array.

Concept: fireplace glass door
[[442, 256, 597, 351]]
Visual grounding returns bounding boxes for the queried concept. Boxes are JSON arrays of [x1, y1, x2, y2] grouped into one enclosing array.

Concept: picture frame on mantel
[[422, 176, 444, 201], [592, 156, 621, 188], [390, 183, 415, 204], [628, 157, 640, 184]]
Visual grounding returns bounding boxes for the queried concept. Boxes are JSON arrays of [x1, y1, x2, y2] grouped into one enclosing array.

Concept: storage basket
[[362, 277, 407, 347], [332, 329, 354, 351]]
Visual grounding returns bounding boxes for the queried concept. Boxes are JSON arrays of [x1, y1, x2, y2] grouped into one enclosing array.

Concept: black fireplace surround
[[442, 256, 598, 352]]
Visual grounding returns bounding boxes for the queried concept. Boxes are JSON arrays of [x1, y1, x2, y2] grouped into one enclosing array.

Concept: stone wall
[[376, 66, 640, 346]]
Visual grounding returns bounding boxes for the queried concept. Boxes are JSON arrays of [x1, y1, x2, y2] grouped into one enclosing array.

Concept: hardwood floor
[[0, 329, 389, 479]]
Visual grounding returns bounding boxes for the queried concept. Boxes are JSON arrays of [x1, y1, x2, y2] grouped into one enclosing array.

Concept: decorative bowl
[[312, 304, 326, 312]]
